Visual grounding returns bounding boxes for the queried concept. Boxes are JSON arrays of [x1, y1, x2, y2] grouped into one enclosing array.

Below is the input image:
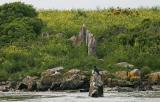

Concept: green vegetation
[[0, 2, 160, 80]]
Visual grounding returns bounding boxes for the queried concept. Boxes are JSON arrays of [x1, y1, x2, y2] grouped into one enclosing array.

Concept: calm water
[[0, 91, 160, 102]]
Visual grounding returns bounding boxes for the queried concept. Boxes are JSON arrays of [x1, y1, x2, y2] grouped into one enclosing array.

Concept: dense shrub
[[0, 2, 43, 46]]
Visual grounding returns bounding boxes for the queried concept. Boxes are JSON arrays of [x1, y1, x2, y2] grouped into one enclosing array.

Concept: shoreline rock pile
[[0, 64, 160, 92]]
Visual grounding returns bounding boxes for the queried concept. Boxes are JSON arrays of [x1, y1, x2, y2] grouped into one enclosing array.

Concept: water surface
[[0, 91, 160, 102]]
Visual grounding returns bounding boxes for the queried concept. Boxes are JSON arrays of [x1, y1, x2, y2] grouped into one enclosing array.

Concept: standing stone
[[69, 24, 97, 55], [79, 24, 87, 42], [89, 66, 103, 97], [88, 33, 96, 55]]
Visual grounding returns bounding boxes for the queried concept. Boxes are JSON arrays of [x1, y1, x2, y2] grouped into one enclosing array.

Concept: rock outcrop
[[40, 68, 88, 91], [69, 24, 96, 55]]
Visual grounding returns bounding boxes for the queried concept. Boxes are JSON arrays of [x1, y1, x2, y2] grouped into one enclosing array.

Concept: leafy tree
[[0, 2, 43, 46]]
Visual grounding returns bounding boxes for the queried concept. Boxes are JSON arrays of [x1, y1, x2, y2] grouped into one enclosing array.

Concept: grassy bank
[[0, 3, 160, 80]]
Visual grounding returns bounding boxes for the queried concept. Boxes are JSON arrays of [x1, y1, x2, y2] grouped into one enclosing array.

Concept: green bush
[[0, 2, 43, 46], [141, 66, 151, 78]]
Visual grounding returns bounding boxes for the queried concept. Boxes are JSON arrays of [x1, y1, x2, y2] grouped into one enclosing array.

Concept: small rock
[[117, 87, 134, 92], [152, 85, 160, 91], [116, 62, 134, 68]]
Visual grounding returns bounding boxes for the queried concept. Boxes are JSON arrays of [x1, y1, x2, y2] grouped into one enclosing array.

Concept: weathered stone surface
[[109, 79, 133, 87], [138, 81, 153, 91], [40, 68, 88, 91], [69, 24, 96, 55], [8, 81, 17, 90], [114, 71, 128, 80], [60, 69, 87, 90], [17, 82, 28, 90], [152, 85, 160, 91], [87, 33, 96, 55], [79, 24, 87, 42], [37, 80, 50, 91], [116, 62, 134, 68], [117, 87, 134, 92], [148, 72, 160, 84], [128, 69, 141, 80], [89, 68, 103, 97], [19, 76, 38, 91], [0, 85, 9, 92], [100, 71, 112, 85], [41, 67, 64, 86]]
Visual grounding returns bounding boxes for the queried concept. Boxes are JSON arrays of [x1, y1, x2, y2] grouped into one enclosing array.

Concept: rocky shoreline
[[0, 66, 160, 93]]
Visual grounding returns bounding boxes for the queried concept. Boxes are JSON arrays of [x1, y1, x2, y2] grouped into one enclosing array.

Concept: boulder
[[17, 82, 28, 90], [41, 67, 64, 86], [117, 87, 134, 92], [36, 80, 50, 91], [60, 69, 87, 90], [109, 79, 133, 87], [114, 71, 128, 80], [18, 76, 38, 91], [116, 62, 134, 68], [152, 85, 160, 91], [100, 71, 112, 85], [8, 81, 17, 89], [128, 69, 141, 80], [138, 81, 153, 91], [0, 85, 9, 92], [40, 68, 88, 91], [148, 72, 160, 84]]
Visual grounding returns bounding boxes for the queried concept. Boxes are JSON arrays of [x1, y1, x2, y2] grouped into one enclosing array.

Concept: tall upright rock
[[87, 33, 96, 55], [79, 24, 87, 42], [89, 66, 103, 97], [69, 24, 96, 55]]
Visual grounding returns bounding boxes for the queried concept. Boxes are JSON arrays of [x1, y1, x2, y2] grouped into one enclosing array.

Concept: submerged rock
[[117, 87, 134, 92], [152, 85, 160, 91]]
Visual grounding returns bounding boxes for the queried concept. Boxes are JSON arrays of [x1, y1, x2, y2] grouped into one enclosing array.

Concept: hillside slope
[[0, 7, 160, 80]]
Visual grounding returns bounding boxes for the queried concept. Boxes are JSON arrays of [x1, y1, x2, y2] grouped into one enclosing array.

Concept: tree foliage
[[0, 2, 43, 46]]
